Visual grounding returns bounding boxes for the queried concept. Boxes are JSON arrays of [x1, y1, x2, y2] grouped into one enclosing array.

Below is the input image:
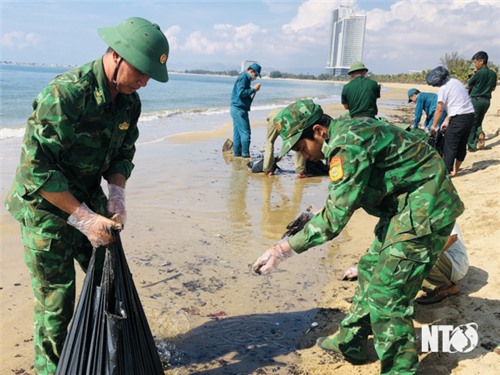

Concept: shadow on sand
[[415, 266, 498, 374], [167, 307, 346, 374]]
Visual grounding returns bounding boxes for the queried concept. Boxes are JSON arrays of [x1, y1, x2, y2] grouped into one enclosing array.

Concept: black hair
[[472, 51, 488, 64], [414, 89, 421, 95], [300, 114, 333, 140]]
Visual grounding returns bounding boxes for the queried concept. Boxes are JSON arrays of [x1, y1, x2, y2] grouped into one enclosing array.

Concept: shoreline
[[1, 83, 499, 374]]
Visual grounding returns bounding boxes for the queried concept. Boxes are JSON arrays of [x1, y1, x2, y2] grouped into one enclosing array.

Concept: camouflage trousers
[[336, 222, 454, 374], [21, 224, 104, 375]]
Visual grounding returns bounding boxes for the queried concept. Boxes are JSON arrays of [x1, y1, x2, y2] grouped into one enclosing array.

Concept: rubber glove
[[107, 184, 126, 225], [67, 202, 122, 248], [340, 266, 358, 281], [252, 238, 295, 275]]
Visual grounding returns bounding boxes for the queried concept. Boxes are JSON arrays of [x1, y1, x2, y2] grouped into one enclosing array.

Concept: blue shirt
[[413, 92, 446, 130], [230, 71, 256, 111]]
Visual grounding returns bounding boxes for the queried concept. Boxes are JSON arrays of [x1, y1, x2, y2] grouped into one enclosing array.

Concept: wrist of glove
[[281, 206, 314, 238], [252, 238, 294, 275], [107, 184, 126, 225], [67, 202, 122, 248]]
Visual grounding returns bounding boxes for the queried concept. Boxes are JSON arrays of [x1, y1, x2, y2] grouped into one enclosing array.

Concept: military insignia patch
[[94, 88, 104, 105], [160, 53, 167, 64], [329, 157, 344, 182], [118, 122, 129, 131]]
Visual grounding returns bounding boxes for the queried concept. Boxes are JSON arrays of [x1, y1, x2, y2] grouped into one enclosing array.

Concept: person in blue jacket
[[407, 88, 447, 132], [230, 63, 262, 158]]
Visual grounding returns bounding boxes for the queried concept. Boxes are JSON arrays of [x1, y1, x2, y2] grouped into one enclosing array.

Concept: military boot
[[316, 334, 367, 364]]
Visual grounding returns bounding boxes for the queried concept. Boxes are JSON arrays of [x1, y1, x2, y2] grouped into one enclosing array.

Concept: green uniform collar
[[92, 57, 111, 107]]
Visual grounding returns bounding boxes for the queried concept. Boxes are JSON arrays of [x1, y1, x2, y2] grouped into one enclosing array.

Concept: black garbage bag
[[305, 160, 329, 176], [56, 232, 163, 375], [247, 156, 281, 173]]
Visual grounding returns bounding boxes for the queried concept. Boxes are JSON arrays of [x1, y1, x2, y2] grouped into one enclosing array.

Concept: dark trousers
[[443, 113, 474, 172]]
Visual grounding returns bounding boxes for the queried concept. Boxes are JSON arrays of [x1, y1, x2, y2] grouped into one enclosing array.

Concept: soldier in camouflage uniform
[[4, 18, 169, 375], [252, 99, 464, 374]]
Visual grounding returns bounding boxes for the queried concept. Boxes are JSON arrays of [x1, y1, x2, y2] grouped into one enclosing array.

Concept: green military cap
[[99, 17, 170, 83], [276, 99, 323, 158], [348, 61, 368, 74]]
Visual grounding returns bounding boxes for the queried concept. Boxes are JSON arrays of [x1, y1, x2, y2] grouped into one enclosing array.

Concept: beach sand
[[1, 82, 499, 374]]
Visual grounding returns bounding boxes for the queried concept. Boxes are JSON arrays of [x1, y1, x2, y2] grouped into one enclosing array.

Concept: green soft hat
[[98, 17, 169, 83], [276, 99, 324, 158], [348, 61, 368, 74]]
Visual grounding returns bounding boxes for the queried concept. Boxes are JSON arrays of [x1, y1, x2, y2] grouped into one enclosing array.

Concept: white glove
[[252, 238, 295, 275], [67, 202, 122, 248], [340, 266, 358, 281], [107, 184, 126, 225]]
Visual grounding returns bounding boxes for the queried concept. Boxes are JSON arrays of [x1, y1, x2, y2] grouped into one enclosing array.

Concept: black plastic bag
[[305, 160, 329, 176], [56, 233, 163, 375], [247, 156, 281, 173]]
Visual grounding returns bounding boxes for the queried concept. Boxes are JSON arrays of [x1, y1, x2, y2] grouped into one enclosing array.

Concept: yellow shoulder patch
[[329, 157, 344, 182], [118, 122, 129, 131]]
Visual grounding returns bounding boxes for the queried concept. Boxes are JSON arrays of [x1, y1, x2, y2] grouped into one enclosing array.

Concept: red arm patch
[[329, 157, 344, 182]]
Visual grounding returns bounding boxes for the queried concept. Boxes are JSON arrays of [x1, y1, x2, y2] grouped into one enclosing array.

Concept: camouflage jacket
[[289, 118, 464, 254], [5, 58, 141, 238]]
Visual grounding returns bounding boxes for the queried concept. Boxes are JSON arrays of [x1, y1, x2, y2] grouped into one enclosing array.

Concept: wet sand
[[1, 83, 499, 374]]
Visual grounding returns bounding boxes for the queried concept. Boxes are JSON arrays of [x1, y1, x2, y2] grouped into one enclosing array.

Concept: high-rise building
[[326, 6, 366, 76], [241, 60, 259, 73]]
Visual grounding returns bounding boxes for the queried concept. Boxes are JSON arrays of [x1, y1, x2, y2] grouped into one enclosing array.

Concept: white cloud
[[363, 0, 500, 73], [181, 23, 267, 55], [282, 0, 354, 34], [1, 31, 41, 49], [265, 0, 500, 72], [164, 25, 181, 51]]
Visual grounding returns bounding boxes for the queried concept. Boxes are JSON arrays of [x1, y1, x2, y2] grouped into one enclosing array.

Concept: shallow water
[[115, 129, 346, 373]]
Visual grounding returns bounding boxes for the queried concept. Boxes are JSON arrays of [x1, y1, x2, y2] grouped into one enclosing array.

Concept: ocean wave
[[1, 93, 340, 141], [137, 94, 338, 123], [0, 127, 25, 140], [139, 106, 231, 122]]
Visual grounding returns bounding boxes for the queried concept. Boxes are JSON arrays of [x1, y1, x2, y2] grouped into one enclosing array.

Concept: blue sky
[[1, 0, 500, 74]]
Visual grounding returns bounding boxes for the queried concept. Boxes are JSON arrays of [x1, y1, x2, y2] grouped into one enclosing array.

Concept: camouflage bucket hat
[[276, 99, 323, 158], [98, 17, 169, 83]]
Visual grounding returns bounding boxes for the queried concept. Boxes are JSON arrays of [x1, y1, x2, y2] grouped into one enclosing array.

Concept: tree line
[[184, 52, 499, 84]]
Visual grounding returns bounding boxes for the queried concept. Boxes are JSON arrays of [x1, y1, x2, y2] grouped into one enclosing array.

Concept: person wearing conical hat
[[4, 17, 170, 374], [341, 61, 381, 119]]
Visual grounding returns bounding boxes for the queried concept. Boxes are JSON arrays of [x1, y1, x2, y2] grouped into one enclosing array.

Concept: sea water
[[0, 64, 343, 145]]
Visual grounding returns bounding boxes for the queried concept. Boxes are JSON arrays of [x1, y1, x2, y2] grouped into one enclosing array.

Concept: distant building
[[326, 6, 366, 76], [241, 60, 259, 73]]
